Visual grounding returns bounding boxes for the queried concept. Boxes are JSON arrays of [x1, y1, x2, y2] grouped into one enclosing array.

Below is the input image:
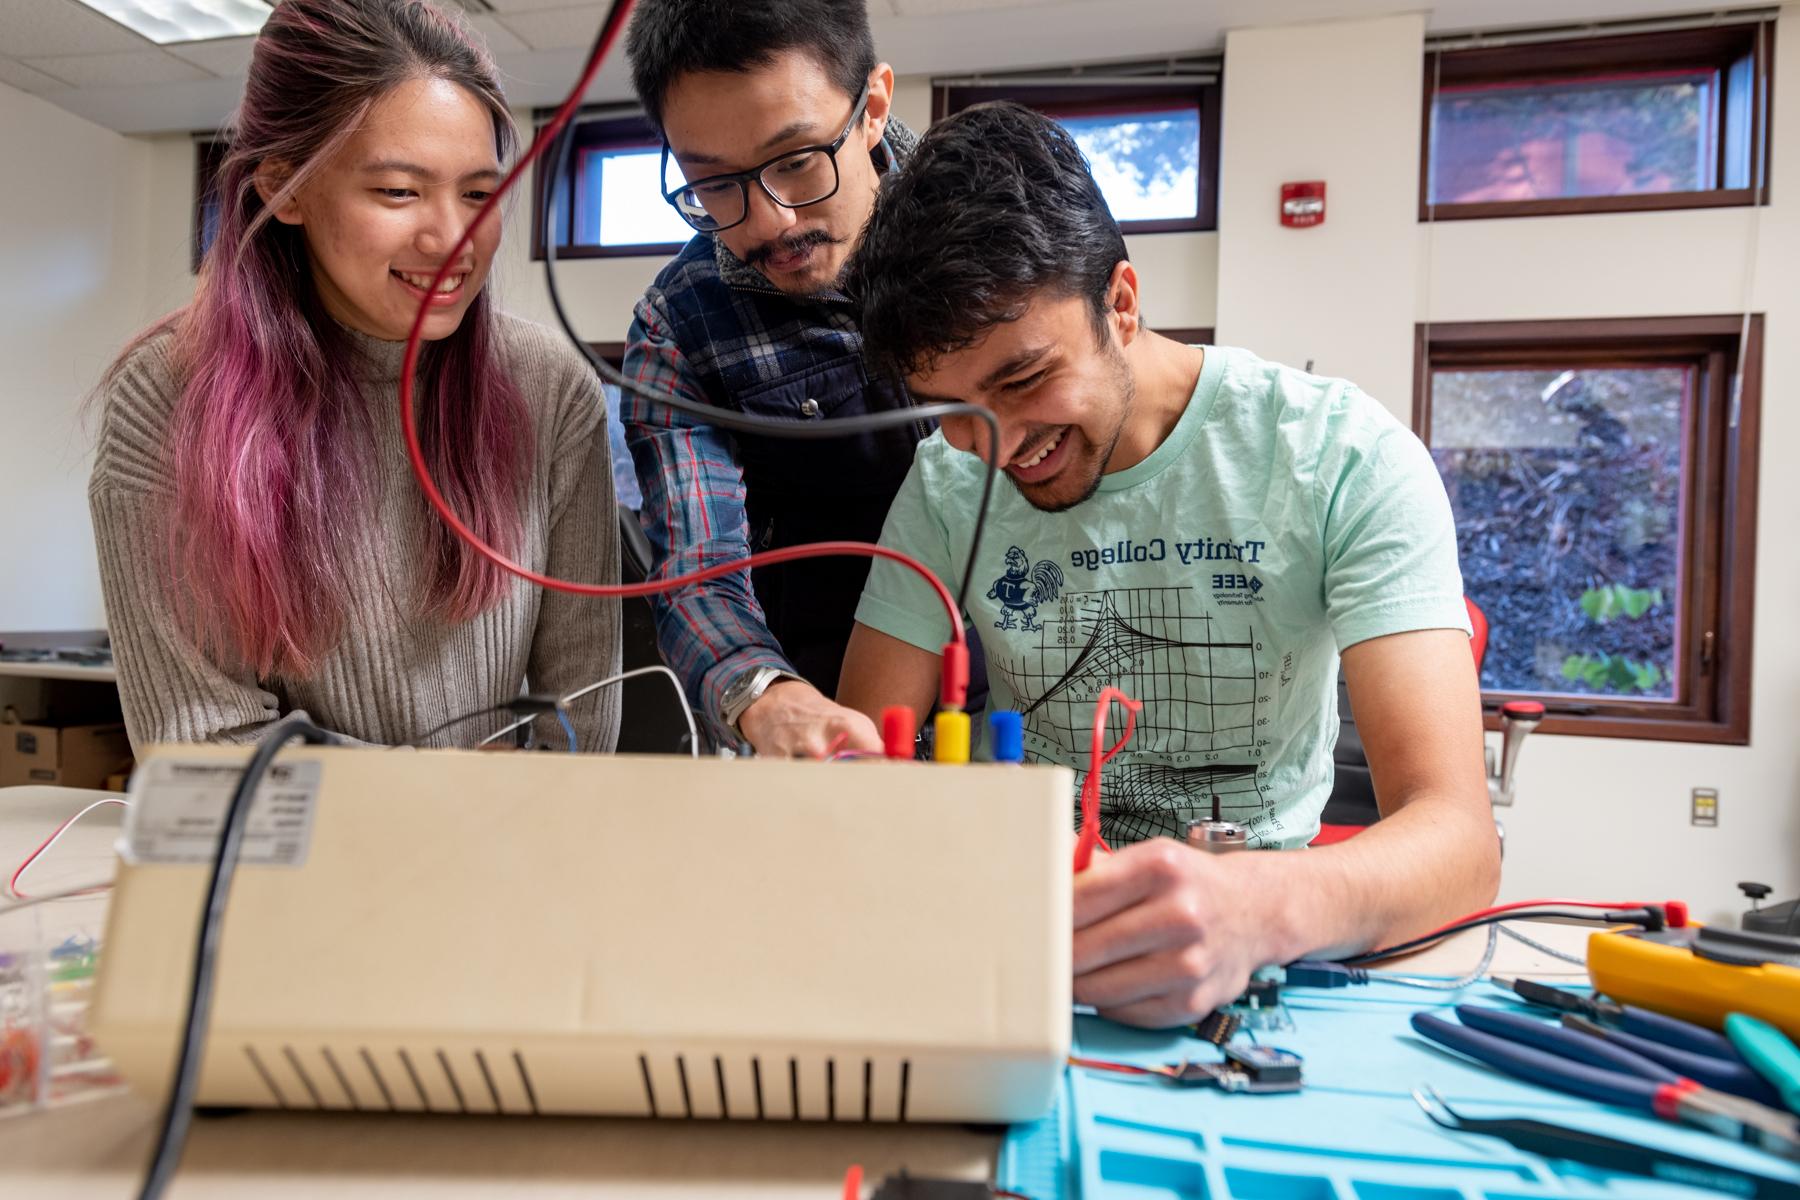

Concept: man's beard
[[1016, 345, 1135, 514]]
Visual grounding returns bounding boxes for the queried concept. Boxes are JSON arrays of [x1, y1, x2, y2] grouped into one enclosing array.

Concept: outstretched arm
[[1071, 627, 1497, 1028]]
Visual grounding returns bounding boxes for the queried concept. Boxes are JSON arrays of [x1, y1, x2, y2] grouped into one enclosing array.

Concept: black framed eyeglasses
[[661, 83, 871, 233]]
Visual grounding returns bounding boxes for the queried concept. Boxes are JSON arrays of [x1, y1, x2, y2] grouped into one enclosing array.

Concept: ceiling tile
[[165, 34, 255, 76], [496, 5, 611, 51], [25, 49, 210, 87], [0, 0, 154, 56], [469, 15, 529, 55], [0, 56, 68, 93]]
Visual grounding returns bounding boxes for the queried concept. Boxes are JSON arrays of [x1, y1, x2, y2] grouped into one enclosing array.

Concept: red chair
[[1310, 598, 1529, 846]]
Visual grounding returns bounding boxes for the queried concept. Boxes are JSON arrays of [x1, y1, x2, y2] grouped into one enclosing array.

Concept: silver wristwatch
[[719, 666, 798, 738]]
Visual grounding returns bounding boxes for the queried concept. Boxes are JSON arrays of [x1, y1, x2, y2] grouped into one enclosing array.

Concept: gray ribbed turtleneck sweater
[[88, 313, 621, 753]]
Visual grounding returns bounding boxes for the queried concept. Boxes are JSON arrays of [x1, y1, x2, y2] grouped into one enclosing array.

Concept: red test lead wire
[[1408, 897, 1679, 947], [1074, 687, 1142, 873], [394, 0, 972, 716]]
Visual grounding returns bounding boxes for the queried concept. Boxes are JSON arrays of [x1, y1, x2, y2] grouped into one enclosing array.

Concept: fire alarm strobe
[[1281, 181, 1325, 227]]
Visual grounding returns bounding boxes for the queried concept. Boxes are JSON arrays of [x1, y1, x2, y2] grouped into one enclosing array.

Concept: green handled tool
[[1729, 1013, 1800, 1116]]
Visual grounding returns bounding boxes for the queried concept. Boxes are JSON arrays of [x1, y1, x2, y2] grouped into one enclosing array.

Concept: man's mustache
[[745, 228, 838, 268]]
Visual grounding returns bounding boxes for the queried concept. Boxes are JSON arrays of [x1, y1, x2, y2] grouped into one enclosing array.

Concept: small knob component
[[1187, 819, 1248, 853], [1740, 881, 1774, 909]]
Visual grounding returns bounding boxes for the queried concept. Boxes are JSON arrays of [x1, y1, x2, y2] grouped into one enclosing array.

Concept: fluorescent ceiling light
[[71, 0, 272, 45]]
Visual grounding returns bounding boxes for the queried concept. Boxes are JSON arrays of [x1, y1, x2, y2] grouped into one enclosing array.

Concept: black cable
[[1336, 907, 1658, 969], [403, 694, 570, 749], [404, 701, 519, 748], [537, 18, 1000, 618], [137, 714, 337, 1200]]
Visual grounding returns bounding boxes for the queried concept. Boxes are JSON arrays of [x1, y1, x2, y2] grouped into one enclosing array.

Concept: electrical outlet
[[1691, 787, 1718, 827]]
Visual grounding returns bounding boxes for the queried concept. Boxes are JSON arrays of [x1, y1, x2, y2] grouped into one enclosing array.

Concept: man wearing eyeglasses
[[619, 0, 919, 755]]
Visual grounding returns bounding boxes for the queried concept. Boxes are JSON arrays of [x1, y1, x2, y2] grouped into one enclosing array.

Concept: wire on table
[[0, 880, 119, 915], [1371, 923, 1500, 990], [1339, 904, 1664, 968], [1498, 922, 1589, 966], [556, 708, 578, 754], [1068, 1055, 1180, 1078], [8, 798, 129, 900]]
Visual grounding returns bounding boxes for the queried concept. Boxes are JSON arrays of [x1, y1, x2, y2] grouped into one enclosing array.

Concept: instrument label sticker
[[124, 759, 321, 867]]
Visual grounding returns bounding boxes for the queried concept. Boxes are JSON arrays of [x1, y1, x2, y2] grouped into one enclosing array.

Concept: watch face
[[723, 668, 767, 721]]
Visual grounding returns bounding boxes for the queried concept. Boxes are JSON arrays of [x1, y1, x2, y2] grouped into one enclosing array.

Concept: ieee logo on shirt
[[1212, 571, 1265, 607]]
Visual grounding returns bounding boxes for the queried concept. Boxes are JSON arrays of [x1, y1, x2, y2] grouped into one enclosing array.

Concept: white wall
[[143, 133, 203, 320], [1215, 10, 1800, 922], [1215, 14, 1425, 413], [0, 84, 152, 632]]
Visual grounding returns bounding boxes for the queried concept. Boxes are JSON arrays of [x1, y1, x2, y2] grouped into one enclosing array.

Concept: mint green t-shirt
[[855, 345, 1469, 849]]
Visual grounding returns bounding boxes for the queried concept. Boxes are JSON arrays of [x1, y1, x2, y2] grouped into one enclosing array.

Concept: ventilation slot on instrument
[[283, 1045, 325, 1108], [639, 1053, 658, 1118], [510, 1051, 540, 1114], [243, 1045, 287, 1108], [436, 1048, 470, 1113], [397, 1047, 433, 1110], [712, 1055, 731, 1119], [359, 1048, 397, 1111], [473, 1050, 505, 1112], [319, 1046, 361, 1110]]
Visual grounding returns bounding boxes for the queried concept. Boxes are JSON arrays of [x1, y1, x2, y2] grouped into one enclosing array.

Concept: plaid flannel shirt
[[621, 120, 921, 742]]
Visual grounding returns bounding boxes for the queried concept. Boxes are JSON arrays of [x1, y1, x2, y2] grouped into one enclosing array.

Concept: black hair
[[625, 0, 876, 130], [845, 101, 1128, 382]]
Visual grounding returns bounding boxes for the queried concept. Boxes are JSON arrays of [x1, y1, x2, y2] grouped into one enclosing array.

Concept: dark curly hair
[[625, 0, 876, 130], [845, 101, 1127, 382]]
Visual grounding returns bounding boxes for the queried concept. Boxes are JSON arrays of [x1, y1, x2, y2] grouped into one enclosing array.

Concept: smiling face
[[257, 75, 504, 342], [909, 283, 1141, 514], [660, 50, 891, 295]]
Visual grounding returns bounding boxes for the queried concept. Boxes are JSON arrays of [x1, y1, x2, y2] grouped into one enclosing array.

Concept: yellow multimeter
[[1587, 922, 1800, 1040]]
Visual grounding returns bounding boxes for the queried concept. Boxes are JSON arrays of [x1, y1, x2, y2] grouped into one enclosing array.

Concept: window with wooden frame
[[1422, 17, 1773, 220], [1416, 317, 1761, 744], [192, 136, 228, 272], [532, 109, 695, 261], [933, 59, 1221, 234]]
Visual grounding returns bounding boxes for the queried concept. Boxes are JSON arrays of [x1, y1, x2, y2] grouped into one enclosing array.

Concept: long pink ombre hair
[[136, 0, 530, 679]]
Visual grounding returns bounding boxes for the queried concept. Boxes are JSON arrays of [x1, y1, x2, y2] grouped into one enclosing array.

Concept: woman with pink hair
[[90, 0, 620, 751]]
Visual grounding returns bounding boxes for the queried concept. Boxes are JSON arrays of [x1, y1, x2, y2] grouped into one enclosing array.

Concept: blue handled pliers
[[1413, 1005, 1800, 1161]]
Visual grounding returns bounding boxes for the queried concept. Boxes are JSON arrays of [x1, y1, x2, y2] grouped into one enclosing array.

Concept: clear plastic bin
[[0, 888, 125, 1116]]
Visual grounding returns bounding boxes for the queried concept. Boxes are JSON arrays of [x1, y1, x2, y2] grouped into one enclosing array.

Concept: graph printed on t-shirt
[[995, 586, 1282, 845]]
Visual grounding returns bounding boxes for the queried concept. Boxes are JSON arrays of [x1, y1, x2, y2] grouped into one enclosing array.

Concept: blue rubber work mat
[[996, 980, 1800, 1199]]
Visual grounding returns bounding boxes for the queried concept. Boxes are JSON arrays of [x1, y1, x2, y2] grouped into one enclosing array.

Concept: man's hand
[[737, 679, 883, 758], [1072, 840, 1299, 1029]]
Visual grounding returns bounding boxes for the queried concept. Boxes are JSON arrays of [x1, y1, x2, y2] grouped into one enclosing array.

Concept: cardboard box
[[0, 716, 132, 789]]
